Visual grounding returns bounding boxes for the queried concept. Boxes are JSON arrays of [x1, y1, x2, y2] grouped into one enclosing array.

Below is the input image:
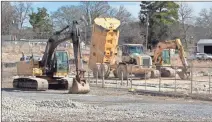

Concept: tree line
[[2, 1, 212, 50], [139, 1, 212, 50], [2, 2, 134, 44]]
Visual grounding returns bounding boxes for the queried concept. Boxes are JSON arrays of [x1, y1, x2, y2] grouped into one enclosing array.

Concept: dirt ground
[[2, 76, 212, 121], [2, 62, 212, 121]]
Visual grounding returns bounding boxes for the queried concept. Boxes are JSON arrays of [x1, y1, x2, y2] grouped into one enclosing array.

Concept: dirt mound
[[2, 53, 22, 63], [171, 56, 212, 67], [2, 44, 44, 62], [2, 44, 89, 63]]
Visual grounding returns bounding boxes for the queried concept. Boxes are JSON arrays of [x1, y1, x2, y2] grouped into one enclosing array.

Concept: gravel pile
[[2, 95, 96, 121], [35, 99, 84, 108], [2, 90, 212, 121]]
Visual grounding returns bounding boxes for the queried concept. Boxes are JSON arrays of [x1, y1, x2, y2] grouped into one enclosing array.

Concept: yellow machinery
[[88, 18, 120, 78], [115, 44, 160, 79], [13, 20, 90, 94], [153, 38, 190, 79], [88, 18, 160, 80], [150, 49, 176, 77]]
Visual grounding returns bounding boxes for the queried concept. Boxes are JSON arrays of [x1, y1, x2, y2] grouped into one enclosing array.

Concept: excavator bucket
[[177, 71, 187, 80], [151, 69, 160, 78], [176, 68, 190, 80], [69, 78, 90, 94]]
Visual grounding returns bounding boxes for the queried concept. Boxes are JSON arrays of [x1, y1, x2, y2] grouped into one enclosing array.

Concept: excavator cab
[[161, 49, 171, 65], [53, 50, 69, 77]]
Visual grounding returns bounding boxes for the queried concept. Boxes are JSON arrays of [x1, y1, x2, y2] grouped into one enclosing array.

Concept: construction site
[[2, 1, 212, 121]]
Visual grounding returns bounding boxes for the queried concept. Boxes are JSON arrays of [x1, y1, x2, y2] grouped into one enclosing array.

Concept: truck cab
[[115, 44, 156, 79], [119, 44, 153, 68]]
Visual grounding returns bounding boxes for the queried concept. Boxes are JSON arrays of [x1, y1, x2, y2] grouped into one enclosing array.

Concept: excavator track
[[13, 77, 74, 91], [13, 77, 48, 91], [60, 77, 74, 89], [151, 69, 160, 78], [161, 67, 175, 77]]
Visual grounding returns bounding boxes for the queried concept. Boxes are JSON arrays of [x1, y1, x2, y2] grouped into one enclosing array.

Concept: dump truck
[[88, 17, 120, 78], [88, 17, 160, 80], [13, 20, 90, 94]]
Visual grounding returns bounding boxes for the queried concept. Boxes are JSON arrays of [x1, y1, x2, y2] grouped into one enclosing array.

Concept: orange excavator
[[152, 39, 190, 80]]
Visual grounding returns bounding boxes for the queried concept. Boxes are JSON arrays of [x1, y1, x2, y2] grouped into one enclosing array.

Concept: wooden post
[[102, 68, 105, 88]]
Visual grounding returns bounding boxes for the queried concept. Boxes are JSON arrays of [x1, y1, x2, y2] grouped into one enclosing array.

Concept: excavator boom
[[69, 21, 90, 94], [41, 25, 70, 75]]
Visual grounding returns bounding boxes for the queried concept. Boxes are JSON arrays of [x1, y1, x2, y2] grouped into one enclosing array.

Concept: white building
[[197, 39, 212, 54]]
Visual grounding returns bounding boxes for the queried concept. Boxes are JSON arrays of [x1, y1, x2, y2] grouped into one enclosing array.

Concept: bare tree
[[106, 5, 134, 44], [108, 6, 133, 25], [10, 2, 32, 53], [1, 1, 16, 35], [51, 2, 133, 45], [107, 7, 118, 18], [119, 22, 145, 44], [178, 2, 194, 50], [196, 7, 212, 38], [51, 5, 89, 45], [80, 2, 111, 25], [13, 2, 32, 30], [77, 2, 111, 44], [51, 5, 84, 29]]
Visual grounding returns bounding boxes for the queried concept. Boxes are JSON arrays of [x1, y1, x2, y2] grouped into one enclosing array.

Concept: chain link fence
[[2, 58, 212, 98], [85, 63, 212, 96]]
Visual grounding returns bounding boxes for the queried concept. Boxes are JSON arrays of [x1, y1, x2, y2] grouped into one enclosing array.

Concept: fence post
[[121, 71, 123, 86], [130, 65, 133, 89], [96, 67, 98, 86], [159, 66, 161, 92], [127, 64, 129, 86], [88, 70, 90, 84], [116, 77, 118, 88], [28, 41, 30, 53], [102, 68, 105, 88], [145, 70, 147, 90], [174, 66, 177, 93], [191, 63, 193, 94], [209, 71, 211, 94]]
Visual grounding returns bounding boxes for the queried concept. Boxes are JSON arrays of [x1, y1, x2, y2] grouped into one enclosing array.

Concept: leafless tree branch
[[178, 2, 194, 49]]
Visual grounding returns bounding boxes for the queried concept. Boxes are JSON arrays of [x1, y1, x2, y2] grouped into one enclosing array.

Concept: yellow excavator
[[150, 49, 176, 77], [152, 38, 190, 79], [13, 20, 90, 94]]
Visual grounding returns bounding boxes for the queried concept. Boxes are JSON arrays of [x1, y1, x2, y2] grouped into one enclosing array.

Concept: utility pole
[[146, 13, 149, 52]]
